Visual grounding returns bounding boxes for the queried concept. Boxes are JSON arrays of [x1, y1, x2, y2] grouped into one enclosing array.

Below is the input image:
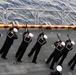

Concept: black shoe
[[28, 55, 31, 57], [32, 61, 37, 64], [1, 56, 7, 59], [70, 68, 74, 70], [46, 62, 49, 64], [17, 60, 22, 62]]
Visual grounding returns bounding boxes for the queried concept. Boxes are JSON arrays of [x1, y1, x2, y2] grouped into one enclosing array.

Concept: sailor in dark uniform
[[68, 53, 76, 70], [57, 39, 75, 66], [48, 65, 62, 75], [28, 32, 47, 63], [0, 28, 18, 59], [45, 40, 65, 69], [15, 29, 33, 62]]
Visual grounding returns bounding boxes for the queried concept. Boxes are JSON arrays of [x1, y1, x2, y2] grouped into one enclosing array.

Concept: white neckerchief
[[66, 44, 73, 51], [55, 43, 64, 52], [38, 37, 45, 45], [7, 31, 14, 38], [24, 35, 31, 43]]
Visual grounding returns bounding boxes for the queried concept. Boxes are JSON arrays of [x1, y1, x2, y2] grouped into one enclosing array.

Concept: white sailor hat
[[71, 40, 75, 45], [13, 28, 18, 33], [61, 42, 65, 46], [29, 33, 33, 37], [44, 35, 48, 39], [56, 65, 62, 72]]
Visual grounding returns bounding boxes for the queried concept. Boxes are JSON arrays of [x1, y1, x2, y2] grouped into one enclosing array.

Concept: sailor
[[45, 40, 65, 69], [48, 65, 62, 75], [28, 32, 47, 63], [0, 28, 18, 59], [57, 39, 75, 66], [15, 29, 33, 62]]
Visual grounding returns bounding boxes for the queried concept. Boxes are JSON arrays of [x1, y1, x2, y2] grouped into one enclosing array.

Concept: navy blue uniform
[[15, 31, 32, 62], [46, 41, 64, 69], [57, 40, 73, 65], [28, 32, 47, 63], [0, 28, 18, 59]]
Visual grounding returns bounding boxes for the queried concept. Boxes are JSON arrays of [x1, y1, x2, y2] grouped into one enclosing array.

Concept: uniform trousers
[[57, 51, 68, 65], [16, 44, 28, 61], [68, 54, 76, 69], [1, 43, 12, 58], [0, 42, 7, 54], [28, 45, 41, 62], [46, 49, 61, 69]]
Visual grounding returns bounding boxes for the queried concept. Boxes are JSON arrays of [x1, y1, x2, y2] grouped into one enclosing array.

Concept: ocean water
[[0, 0, 76, 25]]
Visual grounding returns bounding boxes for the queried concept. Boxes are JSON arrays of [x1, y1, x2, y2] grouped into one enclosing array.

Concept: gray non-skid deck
[[0, 29, 76, 75]]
